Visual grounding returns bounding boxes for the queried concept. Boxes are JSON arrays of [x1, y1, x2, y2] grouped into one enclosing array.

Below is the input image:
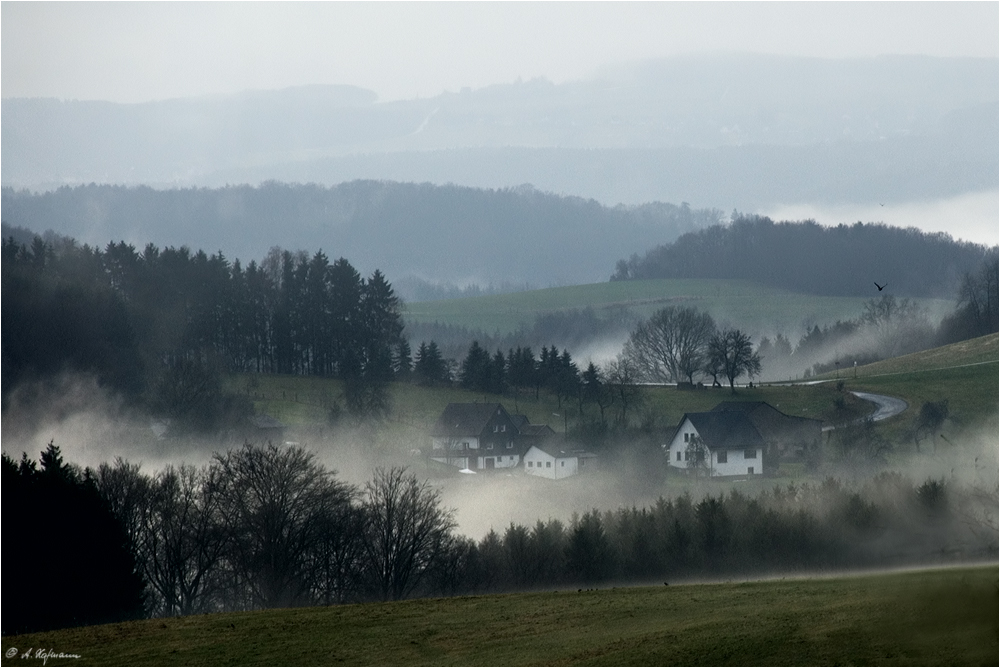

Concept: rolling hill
[[403, 278, 954, 340]]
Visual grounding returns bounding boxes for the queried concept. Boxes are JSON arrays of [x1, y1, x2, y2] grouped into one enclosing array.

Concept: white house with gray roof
[[665, 411, 765, 477]]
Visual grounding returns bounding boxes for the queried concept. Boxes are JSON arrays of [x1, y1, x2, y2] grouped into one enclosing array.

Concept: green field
[[403, 278, 953, 335], [3, 566, 995, 666], [815, 333, 999, 439]]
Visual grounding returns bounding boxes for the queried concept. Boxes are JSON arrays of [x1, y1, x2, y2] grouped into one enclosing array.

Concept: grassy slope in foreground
[[403, 278, 950, 335], [2, 566, 995, 667]]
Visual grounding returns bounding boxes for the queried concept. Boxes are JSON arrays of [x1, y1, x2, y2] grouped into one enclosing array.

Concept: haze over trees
[[6, 441, 994, 632], [0, 183, 723, 290], [613, 214, 996, 298], [1, 233, 405, 426]]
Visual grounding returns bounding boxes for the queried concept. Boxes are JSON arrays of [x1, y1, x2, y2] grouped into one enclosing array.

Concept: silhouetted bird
[[874, 282, 886, 291]]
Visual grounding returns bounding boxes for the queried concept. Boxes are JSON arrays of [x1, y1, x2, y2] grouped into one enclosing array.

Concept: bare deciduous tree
[[361, 466, 456, 601], [706, 329, 762, 393], [623, 306, 716, 383], [957, 253, 999, 336], [142, 464, 227, 616], [214, 443, 357, 609], [860, 295, 933, 358], [603, 355, 644, 428]]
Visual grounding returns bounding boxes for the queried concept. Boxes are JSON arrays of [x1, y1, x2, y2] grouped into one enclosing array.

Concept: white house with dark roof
[[665, 411, 765, 476], [666, 402, 824, 477]]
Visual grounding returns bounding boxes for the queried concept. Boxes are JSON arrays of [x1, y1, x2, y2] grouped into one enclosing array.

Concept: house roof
[[677, 412, 765, 451], [430, 403, 513, 438], [520, 424, 556, 437], [510, 414, 530, 429], [710, 401, 822, 441], [528, 443, 595, 460]]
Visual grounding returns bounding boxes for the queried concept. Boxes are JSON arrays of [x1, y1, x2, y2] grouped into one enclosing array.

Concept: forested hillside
[[1, 234, 406, 430], [613, 215, 996, 298], [0, 182, 722, 290]]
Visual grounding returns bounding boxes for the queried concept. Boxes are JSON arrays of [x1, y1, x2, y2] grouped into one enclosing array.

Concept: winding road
[[850, 391, 908, 422], [818, 389, 909, 432]]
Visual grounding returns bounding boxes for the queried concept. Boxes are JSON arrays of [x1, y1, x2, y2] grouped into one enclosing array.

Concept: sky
[[3, 1, 998, 104]]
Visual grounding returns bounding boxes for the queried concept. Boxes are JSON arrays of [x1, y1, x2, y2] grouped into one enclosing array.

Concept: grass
[[3, 566, 995, 666], [814, 333, 999, 441], [403, 278, 952, 335]]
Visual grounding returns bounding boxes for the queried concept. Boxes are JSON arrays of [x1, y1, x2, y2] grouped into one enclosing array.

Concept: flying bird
[[874, 282, 886, 291]]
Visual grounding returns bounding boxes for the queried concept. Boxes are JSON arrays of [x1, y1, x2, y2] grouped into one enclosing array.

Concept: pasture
[[2, 566, 995, 666], [402, 278, 953, 337]]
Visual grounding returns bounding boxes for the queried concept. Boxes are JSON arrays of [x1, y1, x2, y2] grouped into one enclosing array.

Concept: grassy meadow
[[3, 566, 995, 666], [402, 278, 953, 336], [814, 333, 999, 440]]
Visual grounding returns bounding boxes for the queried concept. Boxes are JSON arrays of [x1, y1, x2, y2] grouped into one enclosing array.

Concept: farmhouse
[[429, 403, 524, 471], [710, 401, 823, 461], [664, 402, 822, 477], [523, 444, 597, 480]]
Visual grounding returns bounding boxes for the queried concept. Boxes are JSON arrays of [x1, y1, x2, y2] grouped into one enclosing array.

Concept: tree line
[[5, 442, 994, 633], [612, 214, 996, 299], [621, 269, 997, 386], [2, 232, 406, 428]]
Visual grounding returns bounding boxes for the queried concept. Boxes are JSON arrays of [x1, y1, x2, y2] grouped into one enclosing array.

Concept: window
[[487, 443, 493, 450], [507, 441, 513, 448], [501, 425, 506, 432], [717, 450, 728, 464], [684, 433, 690, 443], [528, 461, 533, 468], [744, 449, 757, 459], [677, 451, 682, 462], [748, 467, 754, 475], [560, 461, 565, 467], [546, 462, 551, 468], [684, 451, 689, 461]]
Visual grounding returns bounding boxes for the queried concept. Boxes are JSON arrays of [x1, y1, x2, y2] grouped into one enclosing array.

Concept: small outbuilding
[[523, 444, 596, 479]]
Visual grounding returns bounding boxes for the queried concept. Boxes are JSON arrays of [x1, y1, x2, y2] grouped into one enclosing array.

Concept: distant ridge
[[2, 54, 995, 208], [0, 181, 723, 288], [613, 215, 996, 298]]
